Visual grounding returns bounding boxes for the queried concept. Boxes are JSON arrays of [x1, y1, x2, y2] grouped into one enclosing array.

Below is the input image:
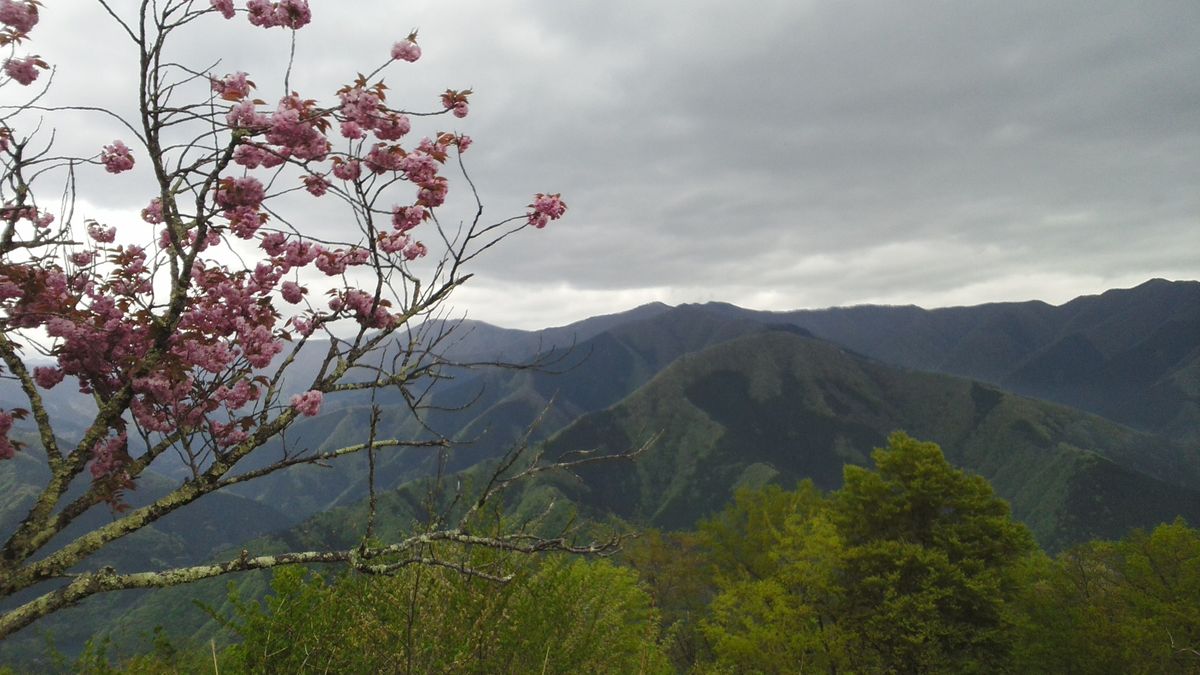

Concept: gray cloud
[[15, 0, 1200, 328]]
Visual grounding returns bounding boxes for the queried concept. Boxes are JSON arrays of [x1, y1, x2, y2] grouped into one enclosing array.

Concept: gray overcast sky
[[23, 0, 1200, 329]]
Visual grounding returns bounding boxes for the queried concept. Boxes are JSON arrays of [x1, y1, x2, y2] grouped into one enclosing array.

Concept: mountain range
[[2, 278, 1199, 661]]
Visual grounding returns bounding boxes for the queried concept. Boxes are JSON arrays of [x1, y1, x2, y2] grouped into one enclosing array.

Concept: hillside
[[530, 330, 1200, 550], [705, 279, 1200, 443]]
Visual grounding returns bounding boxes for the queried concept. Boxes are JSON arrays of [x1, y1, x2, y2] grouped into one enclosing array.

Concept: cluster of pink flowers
[[2, 203, 53, 228], [89, 431, 129, 481], [338, 83, 412, 143], [141, 198, 164, 224], [211, 71, 253, 101], [245, 0, 310, 30], [265, 94, 330, 161], [227, 100, 270, 130], [0, 1, 45, 96], [210, 0, 236, 19], [331, 158, 361, 181], [215, 176, 268, 238], [233, 143, 285, 169], [280, 280, 306, 304], [313, 246, 369, 276], [329, 288, 397, 328], [87, 221, 117, 243], [214, 379, 261, 410], [527, 193, 568, 228], [391, 205, 425, 233], [0, 411, 14, 460], [290, 389, 323, 416], [0, 0, 38, 34], [3, 55, 46, 85], [303, 173, 330, 197], [441, 89, 471, 119], [216, 176, 266, 211], [377, 232, 426, 260], [100, 140, 135, 174], [33, 365, 65, 389], [391, 34, 421, 63], [365, 143, 405, 174], [0, 3, 569, 478]]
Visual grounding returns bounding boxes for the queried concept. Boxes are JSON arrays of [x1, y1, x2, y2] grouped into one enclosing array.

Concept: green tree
[[621, 529, 713, 669], [218, 553, 670, 674], [1012, 518, 1200, 673], [698, 482, 827, 583], [833, 432, 1036, 672], [698, 433, 1035, 673], [703, 508, 848, 673]]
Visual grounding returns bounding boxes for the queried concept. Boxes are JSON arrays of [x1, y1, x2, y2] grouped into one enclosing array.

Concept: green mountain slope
[[220, 304, 788, 524], [705, 279, 1200, 443], [532, 330, 1200, 550]]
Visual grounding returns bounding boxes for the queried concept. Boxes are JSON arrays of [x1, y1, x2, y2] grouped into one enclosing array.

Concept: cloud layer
[[21, 0, 1200, 328]]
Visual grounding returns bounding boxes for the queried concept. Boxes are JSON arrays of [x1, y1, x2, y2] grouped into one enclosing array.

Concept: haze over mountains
[[2, 278, 1199, 660]]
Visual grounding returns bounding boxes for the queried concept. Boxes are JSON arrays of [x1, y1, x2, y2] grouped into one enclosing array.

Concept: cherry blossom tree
[[0, 0, 595, 640]]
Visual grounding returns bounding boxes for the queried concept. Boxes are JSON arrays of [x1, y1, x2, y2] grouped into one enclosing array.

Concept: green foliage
[[1012, 518, 1200, 673], [698, 481, 827, 583], [217, 553, 669, 674], [621, 529, 715, 669], [693, 433, 1036, 673], [832, 432, 1036, 671], [703, 509, 847, 673]]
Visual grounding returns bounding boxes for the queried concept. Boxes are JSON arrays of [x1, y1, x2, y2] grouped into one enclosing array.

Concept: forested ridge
[[4, 283, 1200, 671], [10, 433, 1198, 673]]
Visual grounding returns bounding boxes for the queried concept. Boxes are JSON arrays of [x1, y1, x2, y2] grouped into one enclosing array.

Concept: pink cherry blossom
[[526, 193, 568, 228], [0, 0, 38, 34], [415, 177, 448, 208], [303, 174, 331, 197], [141, 198, 164, 224], [373, 114, 411, 141], [100, 141, 135, 174], [260, 232, 287, 255], [338, 86, 383, 129], [210, 0, 235, 19], [365, 143, 405, 174], [290, 389, 323, 416], [215, 176, 266, 211], [87, 221, 117, 243], [0, 411, 14, 459], [5, 56, 46, 86], [247, 0, 311, 30], [378, 231, 410, 254], [211, 71, 252, 100], [226, 100, 269, 129], [440, 89, 471, 117], [0, 276, 21, 301], [331, 158, 361, 181], [280, 280, 305, 304], [89, 432, 129, 480], [70, 251, 96, 266], [265, 94, 329, 161], [398, 152, 439, 184], [402, 241, 427, 261], [233, 143, 284, 169], [391, 205, 424, 233], [215, 379, 261, 410], [291, 316, 314, 336], [33, 366, 64, 389], [391, 38, 421, 63], [209, 420, 249, 448]]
